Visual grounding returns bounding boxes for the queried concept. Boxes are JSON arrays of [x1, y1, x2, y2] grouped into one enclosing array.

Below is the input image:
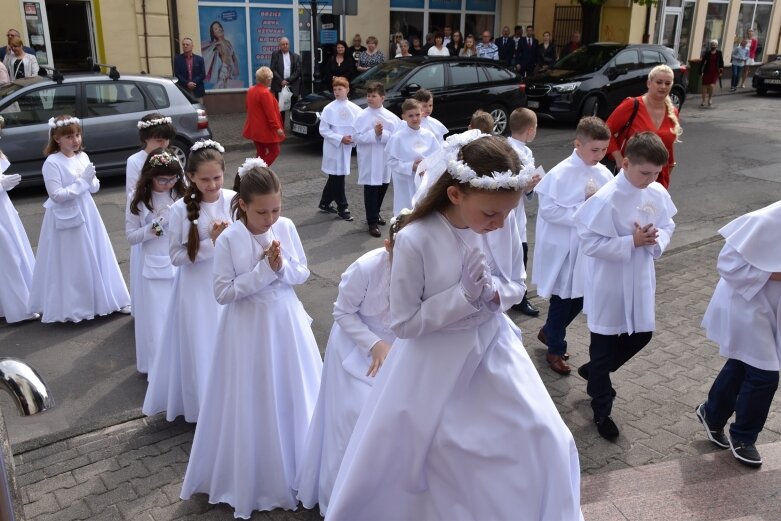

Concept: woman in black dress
[[323, 40, 356, 88], [447, 31, 464, 56]]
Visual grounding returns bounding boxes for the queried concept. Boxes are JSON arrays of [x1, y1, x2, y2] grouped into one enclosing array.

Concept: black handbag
[[601, 97, 640, 175]]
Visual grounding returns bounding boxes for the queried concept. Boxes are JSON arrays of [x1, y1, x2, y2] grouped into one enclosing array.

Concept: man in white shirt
[[270, 37, 302, 126]]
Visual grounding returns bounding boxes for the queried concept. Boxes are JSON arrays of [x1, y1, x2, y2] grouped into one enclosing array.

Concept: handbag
[[278, 85, 293, 112], [601, 97, 640, 175]]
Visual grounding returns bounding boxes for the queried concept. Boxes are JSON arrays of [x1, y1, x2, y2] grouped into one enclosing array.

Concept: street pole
[[311, 0, 322, 93]]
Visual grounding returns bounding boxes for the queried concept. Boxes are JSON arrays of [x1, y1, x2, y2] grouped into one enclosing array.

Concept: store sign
[[250, 8, 295, 71], [23, 2, 50, 65], [390, 0, 425, 8]]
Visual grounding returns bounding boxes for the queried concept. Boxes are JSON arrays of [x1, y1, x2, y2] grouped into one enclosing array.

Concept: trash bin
[[688, 59, 702, 94]]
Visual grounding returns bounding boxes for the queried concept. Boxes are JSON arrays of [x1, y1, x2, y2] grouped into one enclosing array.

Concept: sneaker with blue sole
[[695, 403, 729, 449]]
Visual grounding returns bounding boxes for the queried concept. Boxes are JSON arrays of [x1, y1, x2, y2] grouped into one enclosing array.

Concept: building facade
[[1, 0, 778, 112]]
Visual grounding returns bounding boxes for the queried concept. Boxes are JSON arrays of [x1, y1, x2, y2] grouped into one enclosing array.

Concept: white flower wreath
[[148, 150, 182, 168], [48, 116, 80, 129], [190, 139, 225, 153], [237, 157, 268, 178], [137, 116, 173, 130]]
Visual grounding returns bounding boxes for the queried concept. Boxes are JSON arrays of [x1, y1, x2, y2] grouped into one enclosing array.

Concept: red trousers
[[253, 142, 280, 166]]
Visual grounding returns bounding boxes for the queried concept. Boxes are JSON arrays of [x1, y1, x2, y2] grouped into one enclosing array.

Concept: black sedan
[[290, 56, 527, 138], [753, 56, 781, 95], [522, 43, 688, 123]]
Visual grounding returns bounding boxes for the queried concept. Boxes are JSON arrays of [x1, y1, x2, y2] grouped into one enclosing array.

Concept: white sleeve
[[493, 217, 527, 311], [212, 233, 278, 305], [648, 213, 675, 259], [578, 225, 634, 262], [319, 119, 343, 146], [42, 159, 90, 203], [275, 222, 310, 286], [333, 261, 382, 355], [538, 192, 580, 227], [125, 204, 155, 245], [167, 204, 216, 266], [717, 243, 771, 302]]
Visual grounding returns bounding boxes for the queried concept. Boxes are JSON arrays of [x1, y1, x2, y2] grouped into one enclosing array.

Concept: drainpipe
[[142, 0, 151, 73], [643, 4, 652, 44], [169, 0, 181, 69]]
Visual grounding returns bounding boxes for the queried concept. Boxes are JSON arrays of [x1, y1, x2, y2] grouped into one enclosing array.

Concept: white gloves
[[460, 248, 489, 303], [81, 163, 96, 183], [479, 268, 498, 304], [0, 173, 22, 191]]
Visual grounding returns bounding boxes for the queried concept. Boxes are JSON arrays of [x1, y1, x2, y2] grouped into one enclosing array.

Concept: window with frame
[[144, 83, 171, 109], [614, 50, 639, 69], [736, 0, 773, 62], [641, 50, 665, 66], [482, 63, 515, 81], [85, 82, 147, 117], [405, 63, 446, 89], [0, 84, 77, 127], [449, 62, 480, 86]]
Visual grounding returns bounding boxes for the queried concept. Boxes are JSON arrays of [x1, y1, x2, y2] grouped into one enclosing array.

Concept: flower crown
[[190, 139, 225, 153], [237, 157, 268, 178], [48, 116, 80, 129], [148, 151, 182, 169], [443, 132, 535, 191], [389, 208, 412, 241], [137, 116, 173, 129]]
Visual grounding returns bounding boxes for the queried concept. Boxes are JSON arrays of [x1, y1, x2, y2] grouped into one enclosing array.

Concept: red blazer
[[242, 84, 285, 144]]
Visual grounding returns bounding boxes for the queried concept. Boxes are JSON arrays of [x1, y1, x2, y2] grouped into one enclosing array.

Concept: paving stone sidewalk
[[16, 237, 781, 520]]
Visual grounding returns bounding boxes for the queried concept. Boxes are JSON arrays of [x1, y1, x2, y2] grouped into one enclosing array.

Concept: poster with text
[[250, 8, 295, 73], [199, 6, 249, 90]]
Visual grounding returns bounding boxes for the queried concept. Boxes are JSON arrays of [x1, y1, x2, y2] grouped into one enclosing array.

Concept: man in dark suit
[[515, 25, 539, 77], [173, 38, 206, 101], [495, 26, 515, 67], [270, 37, 302, 126]]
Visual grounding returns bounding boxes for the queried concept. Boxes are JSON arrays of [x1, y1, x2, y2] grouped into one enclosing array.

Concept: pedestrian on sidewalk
[[575, 132, 677, 440], [243, 66, 285, 166], [730, 39, 750, 92], [700, 40, 724, 108], [696, 201, 781, 468]]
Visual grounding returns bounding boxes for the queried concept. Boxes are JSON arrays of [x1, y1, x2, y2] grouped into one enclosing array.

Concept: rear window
[[145, 82, 171, 109], [85, 81, 147, 117], [641, 50, 665, 66], [482, 64, 516, 82], [0, 84, 77, 127], [449, 62, 480, 87]]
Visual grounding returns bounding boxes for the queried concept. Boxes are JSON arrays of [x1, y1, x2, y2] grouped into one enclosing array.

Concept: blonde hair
[[649, 65, 683, 143], [255, 66, 273, 85]]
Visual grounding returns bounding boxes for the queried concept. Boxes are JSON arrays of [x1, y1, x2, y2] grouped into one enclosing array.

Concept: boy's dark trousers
[[587, 331, 653, 419], [320, 175, 348, 212], [703, 359, 779, 444], [364, 183, 389, 225], [542, 295, 583, 356]]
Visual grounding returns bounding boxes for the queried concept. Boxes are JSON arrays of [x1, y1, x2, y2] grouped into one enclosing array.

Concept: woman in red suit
[[242, 66, 285, 165], [605, 64, 682, 190]]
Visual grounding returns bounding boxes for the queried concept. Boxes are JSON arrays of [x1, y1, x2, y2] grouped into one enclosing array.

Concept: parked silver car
[[0, 72, 211, 187]]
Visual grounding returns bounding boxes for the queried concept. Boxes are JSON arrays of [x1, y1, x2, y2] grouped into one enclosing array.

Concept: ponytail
[[184, 183, 203, 262]]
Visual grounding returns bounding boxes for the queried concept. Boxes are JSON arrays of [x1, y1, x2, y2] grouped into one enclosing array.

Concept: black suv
[[752, 56, 781, 95], [290, 56, 527, 138], [523, 43, 688, 123]]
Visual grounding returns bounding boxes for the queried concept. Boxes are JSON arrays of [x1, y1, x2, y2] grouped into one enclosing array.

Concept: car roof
[[385, 55, 516, 68]]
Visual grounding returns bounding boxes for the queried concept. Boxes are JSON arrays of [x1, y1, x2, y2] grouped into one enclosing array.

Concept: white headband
[[237, 157, 268, 178], [443, 132, 534, 191], [137, 116, 173, 129], [190, 139, 224, 153], [48, 116, 80, 129]]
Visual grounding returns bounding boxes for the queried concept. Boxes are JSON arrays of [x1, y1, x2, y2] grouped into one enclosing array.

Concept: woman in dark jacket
[[700, 39, 724, 108], [447, 31, 464, 56], [537, 32, 557, 71], [323, 40, 356, 88]]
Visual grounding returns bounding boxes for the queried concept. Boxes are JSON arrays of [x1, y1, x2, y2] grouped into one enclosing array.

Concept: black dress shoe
[[338, 209, 354, 221], [318, 203, 337, 214], [377, 215, 387, 225], [368, 224, 381, 237], [515, 298, 539, 317], [595, 416, 619, 440]]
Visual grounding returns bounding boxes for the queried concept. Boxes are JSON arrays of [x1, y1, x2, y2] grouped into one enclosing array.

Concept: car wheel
[[669, 88, 686, 110], [489, 105, 509, 135], [580, 95, 602, 119], [169, 139, 190, 167]]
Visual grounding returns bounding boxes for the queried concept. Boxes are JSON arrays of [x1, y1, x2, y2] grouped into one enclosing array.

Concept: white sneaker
[[118, 305, 132, 315]]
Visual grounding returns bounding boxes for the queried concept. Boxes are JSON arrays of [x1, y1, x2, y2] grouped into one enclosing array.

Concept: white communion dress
[[125, 149, 148, 317], [142, 189, 234, 422], [0, 153, 36, 323], [295, 247, 395, 516], [327, 212, 583, 521], [180, 218, 322, 519], [28, 152, 130, 322]]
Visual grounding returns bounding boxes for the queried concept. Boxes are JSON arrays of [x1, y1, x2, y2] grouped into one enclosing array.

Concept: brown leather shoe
[[546, 353, 571, 375], [368, 224, 381, 237], [538, 328, 570, 360]]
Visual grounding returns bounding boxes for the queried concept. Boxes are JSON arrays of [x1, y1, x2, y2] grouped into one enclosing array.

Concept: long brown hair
[[231, 165, 281, 222], [404, 136, 521, 228], [43, 115, 83, 156], [184, 146, 225, 262], [130, 148, 186, 215]]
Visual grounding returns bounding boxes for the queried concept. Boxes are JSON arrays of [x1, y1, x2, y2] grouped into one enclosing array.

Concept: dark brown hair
[[404, 136, 521, 227], [575, 116, 611, 142], [469, 110, 494, 134], [624, 131, 669, 166], [365, 81, 385, 96], [412, 89, 433, 103], [401, 98, 420, 113], [509, 107, 536, 134], [184, 146, 225, 262], [231, 165, 281, 222], [138, 113, 176, 145], [130, 148, 186, 215], [43, 115, 83, 156]]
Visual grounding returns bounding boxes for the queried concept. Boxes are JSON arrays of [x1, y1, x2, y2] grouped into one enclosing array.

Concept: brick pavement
[[15, 236, 781, 520]]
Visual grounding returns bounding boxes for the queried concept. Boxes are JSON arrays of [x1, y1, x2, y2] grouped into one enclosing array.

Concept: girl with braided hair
[[143, 140, 234, 422]]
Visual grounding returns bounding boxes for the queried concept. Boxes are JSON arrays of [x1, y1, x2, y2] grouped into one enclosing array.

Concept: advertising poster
[[249, 8, 295, 72], [199, 6, 249, 90]]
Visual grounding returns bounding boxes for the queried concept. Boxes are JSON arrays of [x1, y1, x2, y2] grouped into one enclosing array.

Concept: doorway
[[45, 0, 96, 71]]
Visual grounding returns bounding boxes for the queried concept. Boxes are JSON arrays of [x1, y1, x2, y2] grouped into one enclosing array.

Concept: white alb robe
[[507, 137, 536, 244], [532, 149, 613, 299], [295, 247, 394, 516], [701, 201, 781, 371], [180, 218, 322, 519], [327, 212, 582, 520], [126, 149, 147, 317], [385, 124, 440, 216], [420, 115, 447, 142], [125, 191, 178, 374], [0, 154, 36, 323], [319, 99, 362, 176], [28, 152, 130, 322], [575, 170, 677, 335], [352, 106, 400, 185]]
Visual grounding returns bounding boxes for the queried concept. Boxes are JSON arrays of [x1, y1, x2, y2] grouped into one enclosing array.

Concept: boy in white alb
[[318, 76, 362, 221], [696, 201, 781, 467], [413, 89, 447, 143], [507, 107, 542, 317], [352, 81, 400, 237], [533, 117, 613, 375], [575, 132, 676, 439], [385, 99, 440, 216]]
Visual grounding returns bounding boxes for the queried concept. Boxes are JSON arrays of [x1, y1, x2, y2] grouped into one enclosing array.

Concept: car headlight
[[315, 112, 321, 119], [551, 82, 581, 93]]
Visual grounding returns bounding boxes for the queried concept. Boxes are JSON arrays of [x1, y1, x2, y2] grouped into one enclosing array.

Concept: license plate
[[766, 79, 781, 85], [527, 100, 540, 109], [292, 123, 307, 134]]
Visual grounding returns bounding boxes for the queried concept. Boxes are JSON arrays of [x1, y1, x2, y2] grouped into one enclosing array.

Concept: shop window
[[428, 13, 461, 37], [465, 14, 494, 39], [86, 82, 147, 117], [405, 63, 445, 90], [0, 85, 77, 127], [390, 11, 424, 48], [736, 1, 773, 62], [703, 1, 729, 54]]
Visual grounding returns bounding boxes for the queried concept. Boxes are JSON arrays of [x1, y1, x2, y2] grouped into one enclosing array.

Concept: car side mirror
[[606, 66, 628, 80], [401, 83, 421, 96]]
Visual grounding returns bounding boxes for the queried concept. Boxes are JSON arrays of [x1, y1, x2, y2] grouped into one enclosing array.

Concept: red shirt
[[606, 96, 678, 189], [242, 84, 284, 144]]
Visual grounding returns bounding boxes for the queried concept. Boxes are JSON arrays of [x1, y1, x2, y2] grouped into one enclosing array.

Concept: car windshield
[[350, 60, 419, 90], [552, 46, 622, 73]]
